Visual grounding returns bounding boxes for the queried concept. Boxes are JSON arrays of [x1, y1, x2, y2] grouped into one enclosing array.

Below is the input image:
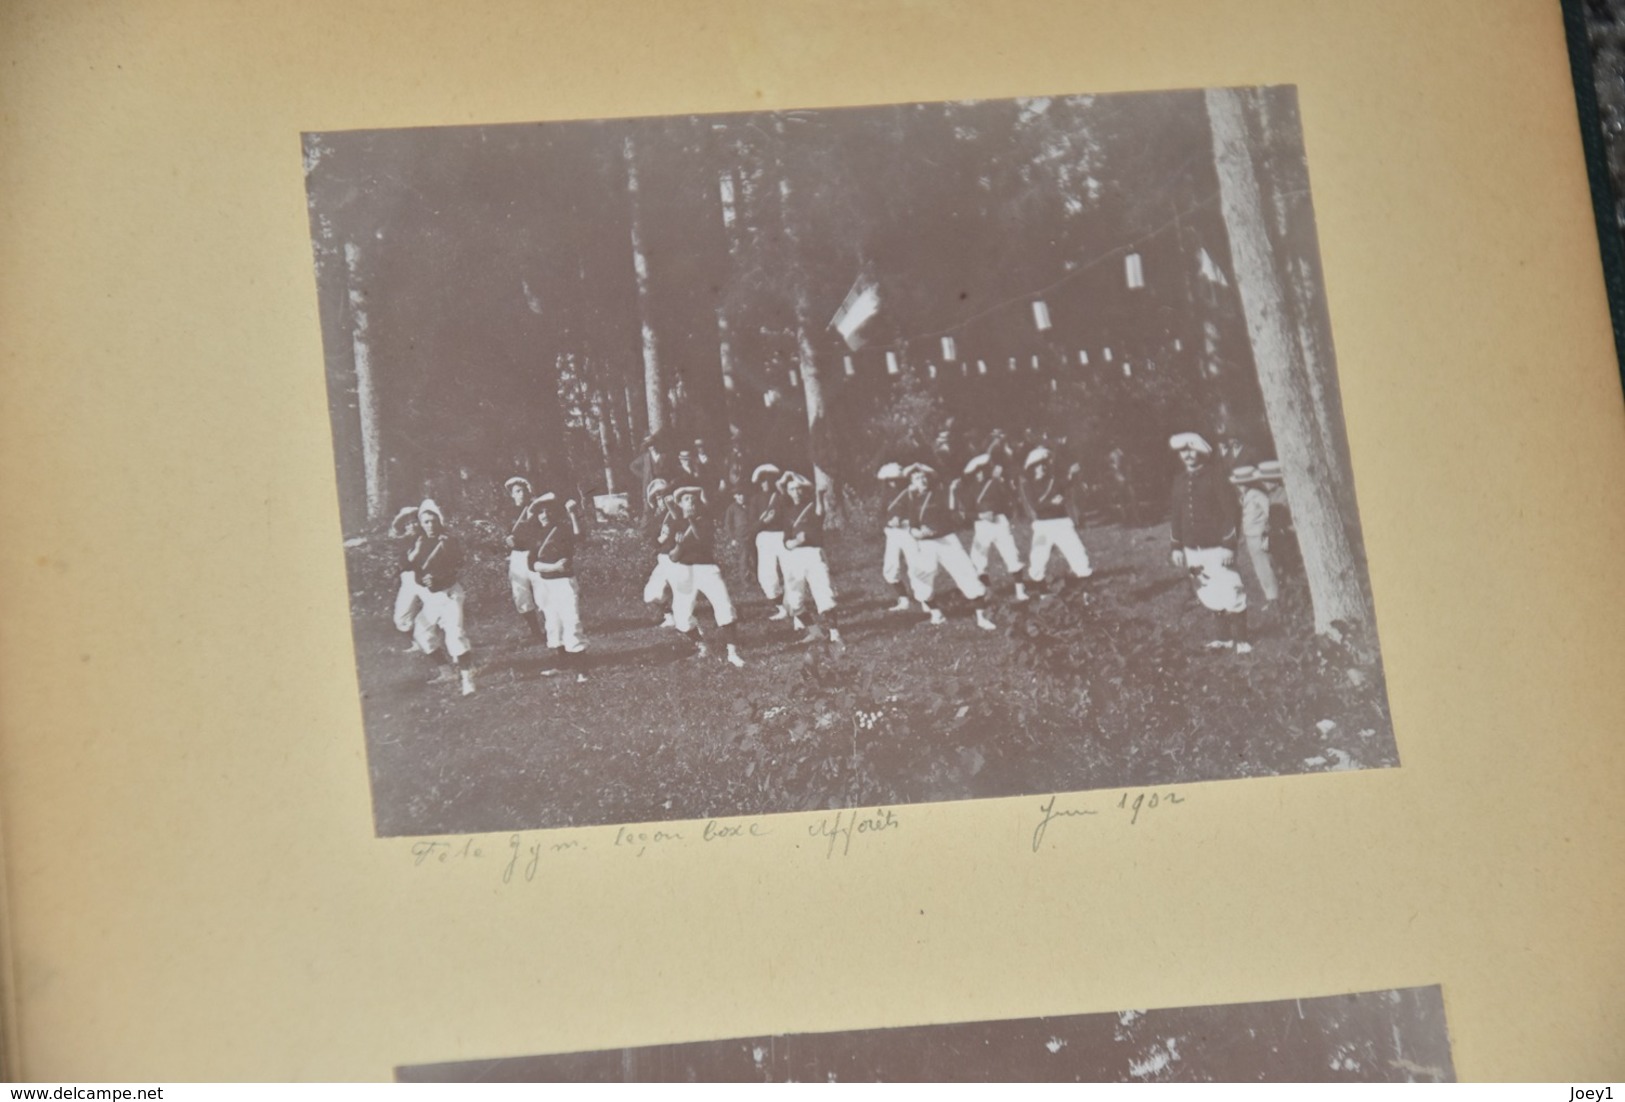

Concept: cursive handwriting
[[808, 808, 900, 858], [613, 825, 685, 857], [703, 819, 771, 842], [411, 837, 484, 866], [1031, 795, 1098, 852]]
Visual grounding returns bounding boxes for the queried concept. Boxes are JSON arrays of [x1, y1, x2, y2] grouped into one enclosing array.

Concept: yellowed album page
[[1, 0, 1621, 1082]]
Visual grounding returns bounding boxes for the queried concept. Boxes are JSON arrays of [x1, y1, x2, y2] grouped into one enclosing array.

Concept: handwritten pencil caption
[[406, 807, 908, 886], [1031, 789, 1188, 852]]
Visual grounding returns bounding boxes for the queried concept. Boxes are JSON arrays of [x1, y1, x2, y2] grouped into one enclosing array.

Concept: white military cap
[[1168, 432, 1213, 455]]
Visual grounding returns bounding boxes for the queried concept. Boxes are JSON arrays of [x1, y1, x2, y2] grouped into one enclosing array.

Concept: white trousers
[[1244, 532, 1279, 602], [882, 527, 919, 585], [1185, 545, 1247, 613], [754, 530, 786, 600], [529, 573, 585, 652], [782, 545, 837, 615], [1027, 516, 1092, 582], [910, 534, 988, 603], [413, 583, 471, 659], [508, 549, 538, 613], [643, 553, 677, 604], [969, 515, 1024, 576], [393, 571, 421, 632], [670, 562, 737, 631]]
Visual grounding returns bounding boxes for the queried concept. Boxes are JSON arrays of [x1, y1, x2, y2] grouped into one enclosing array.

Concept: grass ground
[[347, 511, 1395, 836]]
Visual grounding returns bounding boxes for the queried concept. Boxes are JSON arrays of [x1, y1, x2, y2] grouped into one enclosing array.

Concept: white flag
[[830, 271, 881, 350]]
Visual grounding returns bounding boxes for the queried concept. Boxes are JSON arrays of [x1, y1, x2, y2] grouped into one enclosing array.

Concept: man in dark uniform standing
[[1168, 431, 1251, 653]]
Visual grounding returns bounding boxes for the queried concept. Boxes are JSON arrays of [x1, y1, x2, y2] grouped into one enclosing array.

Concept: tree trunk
[[342, 241, 386, 523], [1256, 88, 1362, 533], [624, 381, 645, 444], [715, 170, 741, 397], [1205, 87, 1372, 641], [623, 135, 665, 437], [776, 172, 838, 518], [590, 392, 617, 494]]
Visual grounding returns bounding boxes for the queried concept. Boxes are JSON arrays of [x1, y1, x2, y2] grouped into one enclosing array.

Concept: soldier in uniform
[[961, 452, 1030, 602], [641, 478, 679, 628], [527, 492, 588, 683], [502, 476, 546, 644], [1168, 432, 1251, 653], [877, 462, 918, 613], [388, 505, 424, 651], [748, 463, 790, 620], [903, 464, 996, 630], [778, 471, 842, 646], [405, 499, 476, 696], [668, 486, 747, 668], [1020, 446, 1094, 592]]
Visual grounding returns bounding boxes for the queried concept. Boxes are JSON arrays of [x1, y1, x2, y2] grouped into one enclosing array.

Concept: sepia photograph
[[304, 85, 1396, 837], [397, 986, 1453, 1083]]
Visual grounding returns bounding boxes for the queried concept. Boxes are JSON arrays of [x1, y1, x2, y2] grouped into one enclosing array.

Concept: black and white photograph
[[304, 85, 1395, 837], [397, 986, 1454, 1083]]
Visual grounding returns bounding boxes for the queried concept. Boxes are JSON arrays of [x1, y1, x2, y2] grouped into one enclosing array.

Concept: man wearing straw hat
[[876, 461, 918, 613], [903, 463, 997, 631], [1168, 432, 1251, 654], [526, 492, 589, 683], [778, 470, 843, 646], [405, 499, 477, 696], [668, 484, 747, 668], [1020, 445, 1093, 591], [962, 451, 1030, 602], [502, 476, 546, 644], [1229, 459, 1285, 605]]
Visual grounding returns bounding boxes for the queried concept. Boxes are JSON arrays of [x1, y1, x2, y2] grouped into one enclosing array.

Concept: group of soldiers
[[382, 422, 1290, 698]]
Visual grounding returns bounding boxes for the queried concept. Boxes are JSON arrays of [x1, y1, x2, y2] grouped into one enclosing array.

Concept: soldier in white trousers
[[388, 505, 424, 647], [502, 475, 545, 643], [903, 464, 996, 631], [405, 499, 476, 696], [526, 492, 588, 682], [778, 471, 842, 645], [877, 462, 919, 613], [1168, 432, 1251, 653], [748, 463, 791, 620], [641, 478, 680, 627], [668, 486, 746, 667], [961, 453, 1030, 602], [1021, 446, 1094, 590]]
